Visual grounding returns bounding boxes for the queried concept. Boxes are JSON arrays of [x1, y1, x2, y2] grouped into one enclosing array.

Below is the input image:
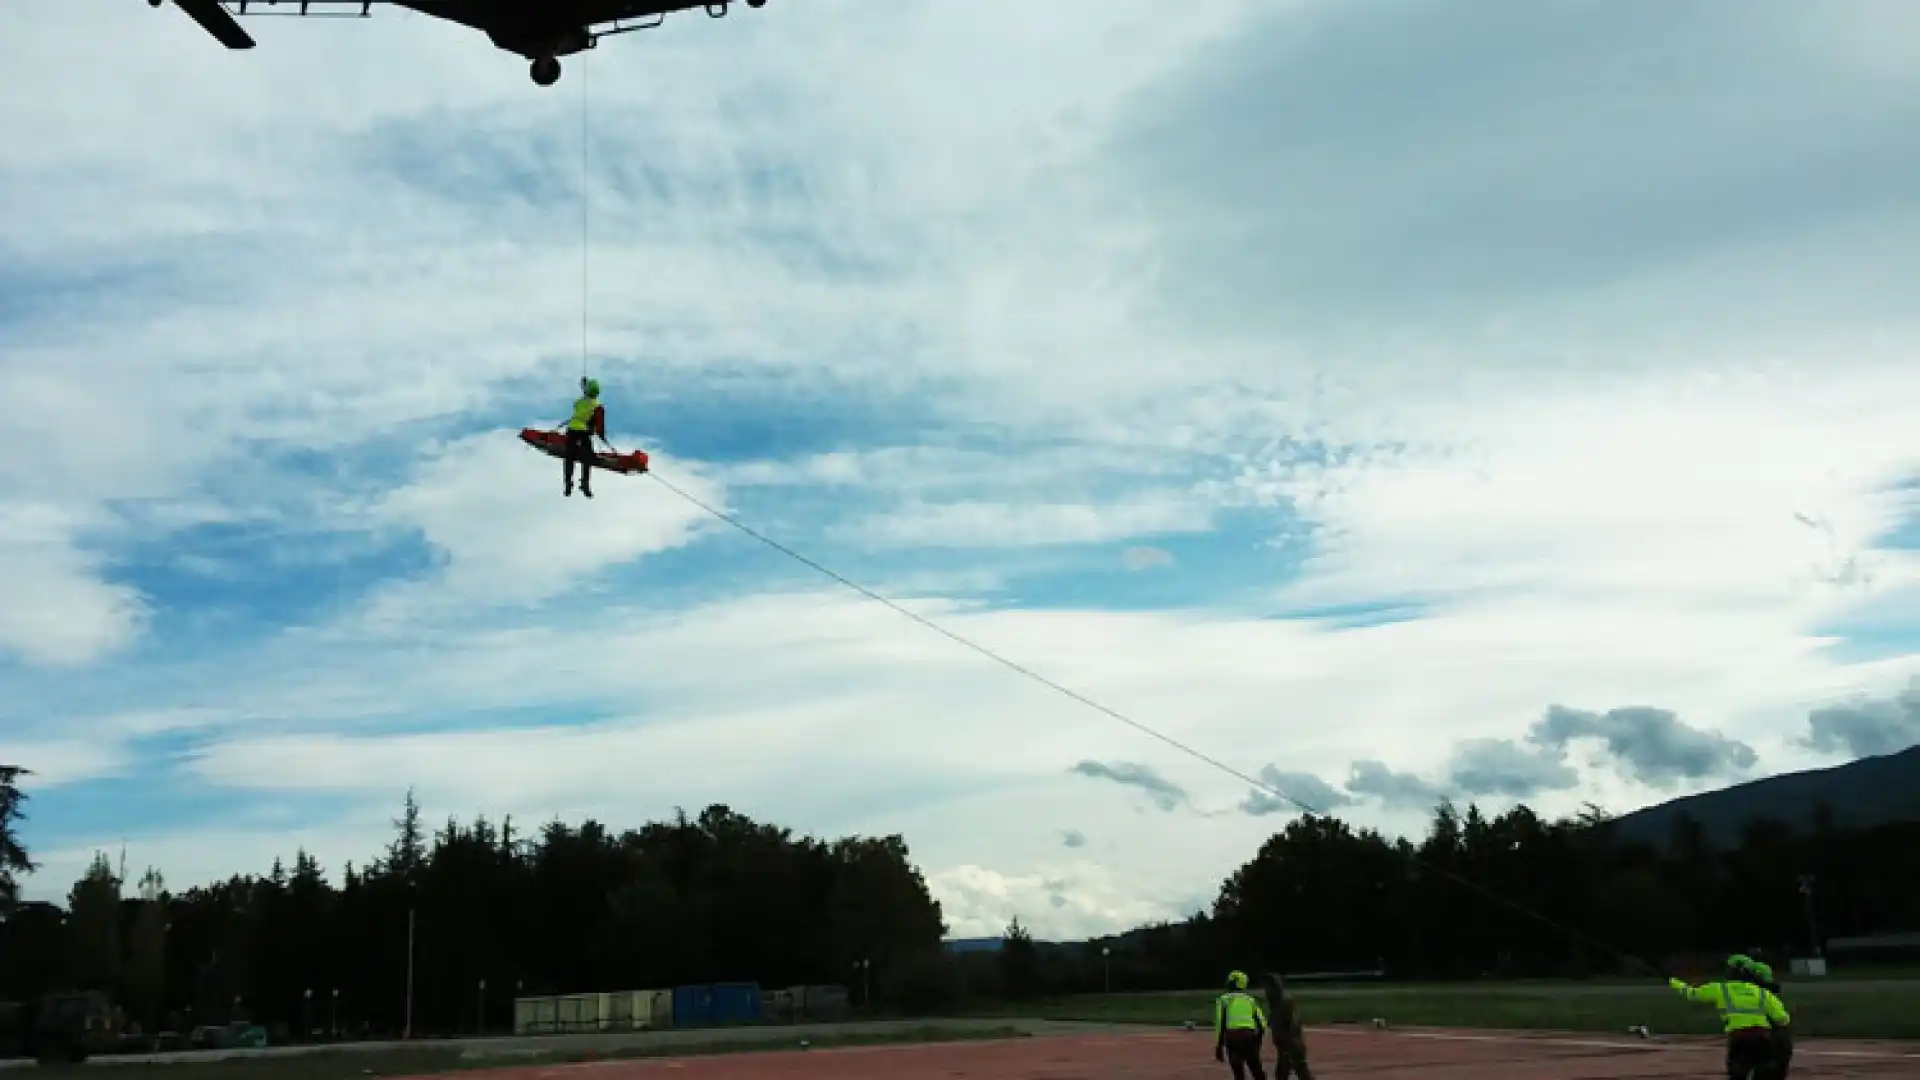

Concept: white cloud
[[0, 739, 129, 789], [364, 433, 720, 613], [30, 812, 397, 901], [849, 496, 1211, 550], [929, 862, 1189, 941], [1121, 547, 1175, 572], [0, 503, 147, 666], [1232, 374, 1920, 621]]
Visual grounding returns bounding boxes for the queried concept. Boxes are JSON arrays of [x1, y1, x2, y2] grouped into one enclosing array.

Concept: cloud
[[1239, 765, 1353, 817], [1121, 546, 1175, 571], [1436, 702, 1761, 799], [1528, 705, 1760, 789], [849, 496, 1212, 551], [1118, 0, 1920, 338], [1446, 738, 1580, 799], [1061, 829, 1088, 849], [0, 741, 129, 789], [0, 503, 148, 666], [364, 434, 720, 615], [1345, 760, 1446, 811], [1069, 761, 1188, 812], [1803, 676, 1920, 758], [927, 861, 1192, 940]]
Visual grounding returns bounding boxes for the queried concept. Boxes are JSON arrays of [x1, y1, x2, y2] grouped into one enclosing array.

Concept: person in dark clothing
[[1262, 972, 1317, 1080], [560, 377, 605, 498]]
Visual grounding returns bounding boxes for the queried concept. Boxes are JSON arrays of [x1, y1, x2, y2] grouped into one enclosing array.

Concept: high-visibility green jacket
[[1670, 978, 1790, 1034], [567, 395, 604, 434], [1745, 962, 1789, 1025], [1215, 991, 1267, 1042]]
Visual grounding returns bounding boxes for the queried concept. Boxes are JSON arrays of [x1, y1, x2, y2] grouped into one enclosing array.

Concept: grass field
[[26, 1026, 1033, 1080], [987, 980, 1920, 1041]]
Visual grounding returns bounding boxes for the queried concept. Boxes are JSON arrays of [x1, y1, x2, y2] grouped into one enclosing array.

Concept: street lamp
[[330, 990, 339, 1039], [854, 959, 871, 1009], [1101, 946, 1111, 994], [404, 906, 417, 1040], [303, 989, 312, 1041], [477, 980, 487, 1035], [1797, 875, 1823, 957]]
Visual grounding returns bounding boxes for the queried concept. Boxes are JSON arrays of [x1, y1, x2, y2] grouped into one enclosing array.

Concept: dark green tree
[[65, 852, 123, 993], [0, 765, 35, 910], [999, 917, 1041, 999]]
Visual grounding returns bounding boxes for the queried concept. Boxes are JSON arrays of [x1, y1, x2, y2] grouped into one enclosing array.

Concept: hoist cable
[[641, 469, 1666, 979]]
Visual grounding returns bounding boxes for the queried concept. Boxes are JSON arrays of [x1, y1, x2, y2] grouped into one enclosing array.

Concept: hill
[[1609, 744, 1920, 848]]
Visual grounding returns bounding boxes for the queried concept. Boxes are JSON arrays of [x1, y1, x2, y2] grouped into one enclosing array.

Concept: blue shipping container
[[672, 985, 714, 1027], [711, 982, 762, 1025]]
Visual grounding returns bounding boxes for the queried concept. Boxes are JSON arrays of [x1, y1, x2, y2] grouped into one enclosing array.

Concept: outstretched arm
[[1669, 978, 1725, 1007]]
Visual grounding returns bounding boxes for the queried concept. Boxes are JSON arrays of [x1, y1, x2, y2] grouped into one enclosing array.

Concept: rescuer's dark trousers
[[1272, 1034, 1314, 1080], [564, 429, 594, 495], [1726, 1028, 1778, 1080], [1769, 1027, 1794, 1080], [1221, 1029, 1267, 1080]]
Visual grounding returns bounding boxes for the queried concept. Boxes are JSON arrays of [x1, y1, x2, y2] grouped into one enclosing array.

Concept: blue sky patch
[[106, 518, 435, 650], [1266, 598, 1431, 630]]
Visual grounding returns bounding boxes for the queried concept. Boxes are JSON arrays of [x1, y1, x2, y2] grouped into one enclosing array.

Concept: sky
[[2, 0, 1919, 941]]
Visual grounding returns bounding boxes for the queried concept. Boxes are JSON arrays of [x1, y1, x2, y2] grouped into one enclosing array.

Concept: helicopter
[[151, 0, 769, 86]]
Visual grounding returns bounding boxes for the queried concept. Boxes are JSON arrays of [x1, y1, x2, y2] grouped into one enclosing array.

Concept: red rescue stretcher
[[518, 428, 650, 474]]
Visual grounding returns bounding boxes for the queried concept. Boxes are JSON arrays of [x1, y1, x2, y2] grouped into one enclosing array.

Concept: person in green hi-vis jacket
[[1670, 957, 1791, 1080]]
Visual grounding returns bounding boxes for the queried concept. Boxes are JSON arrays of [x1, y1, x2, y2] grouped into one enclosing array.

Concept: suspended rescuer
[[1215, 970, 1270, 1080], [1669, 957, 1792, 1080], [559, 377, 605, 498], [1262, 972, 1316, 1080], [1733, 954, 1792, 1079]]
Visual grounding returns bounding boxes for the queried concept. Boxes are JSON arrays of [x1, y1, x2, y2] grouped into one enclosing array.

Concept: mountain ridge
[[1608, 744, 1920, 847]]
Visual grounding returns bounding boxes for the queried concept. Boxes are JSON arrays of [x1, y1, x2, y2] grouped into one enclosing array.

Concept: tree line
[[3, 765, 1917, 1038]]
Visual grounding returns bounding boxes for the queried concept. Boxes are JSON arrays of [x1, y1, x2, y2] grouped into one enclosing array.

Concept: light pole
[[303, 989, 312, 1041], [854, 959, 871, 1009], [1101, 946, 1111, 994], [404, 906, 417, 1040], [158, 922, 172, 1034], [476, 979, 487, 1035], [1797, 875, 1822, 956], [330, 989, 339, 1039]]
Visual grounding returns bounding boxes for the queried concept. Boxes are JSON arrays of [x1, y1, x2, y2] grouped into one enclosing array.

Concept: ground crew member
[[1215, 970, 1269, 1080], [559, 377, 605, 498], [1669, 958, 1791, 1080], [1733, 955, 1792, 1079], [1261, 972, 1316, 1080]]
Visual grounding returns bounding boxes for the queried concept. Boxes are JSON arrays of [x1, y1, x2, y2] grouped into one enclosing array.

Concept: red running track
[[440, 1027, 1920, 1080]]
